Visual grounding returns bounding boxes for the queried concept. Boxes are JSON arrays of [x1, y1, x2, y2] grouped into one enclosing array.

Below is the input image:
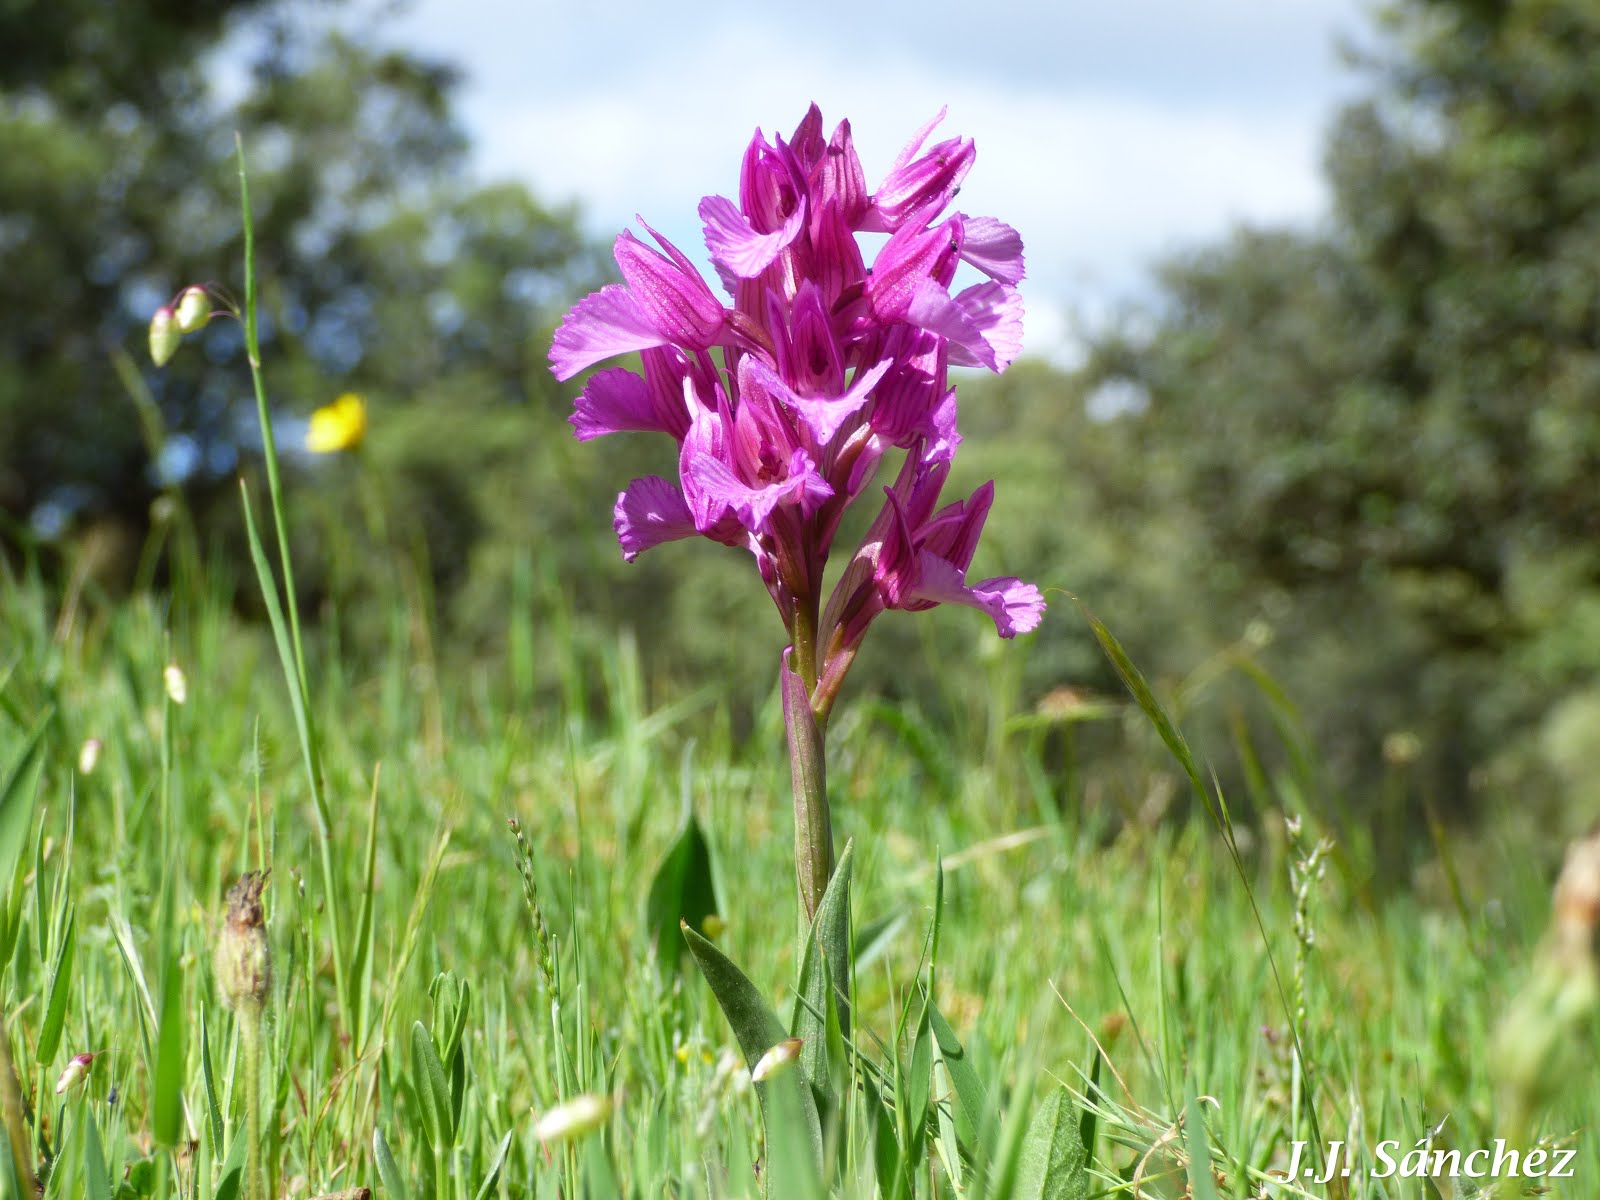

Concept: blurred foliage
[[1079, 0, 1600, 820], [9, 0, 1600, 831]]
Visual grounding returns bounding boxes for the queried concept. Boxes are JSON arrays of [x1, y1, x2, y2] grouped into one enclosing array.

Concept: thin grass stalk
[[233, 137, 349, 1031]]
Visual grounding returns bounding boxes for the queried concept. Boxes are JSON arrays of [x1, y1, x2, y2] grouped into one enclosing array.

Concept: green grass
[[0, 154, 1591, 1200], [0, 543, 1591, 1198]]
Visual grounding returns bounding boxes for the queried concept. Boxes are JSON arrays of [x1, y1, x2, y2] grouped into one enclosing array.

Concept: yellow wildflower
[[305, 393, 368, 454]]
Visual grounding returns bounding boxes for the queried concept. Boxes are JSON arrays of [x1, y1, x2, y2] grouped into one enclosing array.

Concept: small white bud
[[750, 1037, 803, 1083], [163, 663, 187, 706], [55, 1052, 96, 1095], [149, 306, 180, 366], [531, 1092, 613, 1143], [173, 286, 211, 334], [78, 737, 102, 776]]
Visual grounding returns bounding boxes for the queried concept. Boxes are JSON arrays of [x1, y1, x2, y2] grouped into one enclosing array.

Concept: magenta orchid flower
[[550, 105, 1043, 916]]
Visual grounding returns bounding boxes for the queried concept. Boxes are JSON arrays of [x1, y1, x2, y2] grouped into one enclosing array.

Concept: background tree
[[1077, 0, 1600, 819]]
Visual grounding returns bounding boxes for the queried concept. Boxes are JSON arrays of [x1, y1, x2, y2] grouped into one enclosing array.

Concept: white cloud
[[361, 0, 1363, 359]]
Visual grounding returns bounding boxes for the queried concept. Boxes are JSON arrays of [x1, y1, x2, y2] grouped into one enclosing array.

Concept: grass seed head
[[216, 871, 272, 1014]]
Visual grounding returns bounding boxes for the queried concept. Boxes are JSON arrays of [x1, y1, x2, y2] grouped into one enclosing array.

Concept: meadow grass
[[0, 152, 1591, 1200], [0, 540, 1590, 1198]]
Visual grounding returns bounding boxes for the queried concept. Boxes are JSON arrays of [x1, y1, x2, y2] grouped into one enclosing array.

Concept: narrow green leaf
[[81, 1109, 112, 1200], [1183, 1089, 1220, 1200], [644, 812, 720, 972], [472, 1130, 513, 1200], [199, 1006, 225, 1159], [1079, 603, 1210, 811], [982, 1067, 1037, 1200], [682, 923, 823, 1172], [581, 1132, 622, 1199], [791, 839, 854, 1102], [238, 484, 325, 832], [764, 1067, 824, 1200], [682, 925, 788, 1069], [930, 1003, 991, 1159], [351, 767, 383, 1048], [373, 1127, 409, 1200], [37, 906, 75, 1064], [212, 1120, 249, 1200], [1013, 1085, 1088, 1200], [410, 1021, 453, 1151], [865, 1078, 904, 1200], [904, 998, 933, 1169], [0, 717, 47, 893], [853, 910, 906, 975], [151, 957, 185, 1148], [1078, 1044, 1103, 1173]]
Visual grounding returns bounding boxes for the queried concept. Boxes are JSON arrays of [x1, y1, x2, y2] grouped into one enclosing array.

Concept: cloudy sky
[[358, 0, 1373, 363]]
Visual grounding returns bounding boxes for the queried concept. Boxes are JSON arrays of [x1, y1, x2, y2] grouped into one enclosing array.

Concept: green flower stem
[[784, 614, 833, 924], [241, 1009, 266, 1200]]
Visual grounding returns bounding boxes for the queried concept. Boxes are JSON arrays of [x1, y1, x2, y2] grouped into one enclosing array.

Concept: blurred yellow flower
[[306, 393, 368, 454]]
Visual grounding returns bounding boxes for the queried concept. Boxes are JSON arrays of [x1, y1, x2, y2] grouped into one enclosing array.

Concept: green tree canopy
[[1079, 0, 1600, 813]]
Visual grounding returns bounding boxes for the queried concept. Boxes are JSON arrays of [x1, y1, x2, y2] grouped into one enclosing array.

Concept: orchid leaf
[[683, 922, 823, 1177], [791, 839, 854, 1104], [645, 811, 720, 972]]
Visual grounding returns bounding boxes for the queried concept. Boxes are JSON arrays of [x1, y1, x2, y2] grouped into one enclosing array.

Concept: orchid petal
[[615, 225, 726, 349], [946, 282, 1025, 372], [700, 193, 804, 279], [549, 285, 665, 380], [614, 476, 697, 561], [908, 554, 1046, 637], [570, 365, 689, 441], [689, 449, 832, 533], [958, 216, 1026, 285]]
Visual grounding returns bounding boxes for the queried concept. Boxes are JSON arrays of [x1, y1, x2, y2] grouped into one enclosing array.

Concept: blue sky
[[354, 0, 1374, 363]]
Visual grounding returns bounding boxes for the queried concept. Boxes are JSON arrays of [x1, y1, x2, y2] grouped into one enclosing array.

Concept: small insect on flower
[[750, 1037, 803, 1082], [55, 1052, 98, 1095], [163, 663, 187, 705], [531, 1092, 613, 1143], [305, 393, 368, 454], [78, 737, 102, 776]]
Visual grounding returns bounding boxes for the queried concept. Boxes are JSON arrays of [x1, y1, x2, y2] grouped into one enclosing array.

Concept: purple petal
[[549, 285, 665, 381], [615, 225, 726, 349], [902, 277, 996, 370], [920, 480, 993, 572], [958, 216, 1026, 285], [908, 554, 1046, 637], [745, 355, 891, 445], [868, 221, 959, 322], [689, 449, 833, 533], [570, 366, 688, 441], [921, 390, 962, 464], [817, 118, 868, 229], [614, 476, 697, 562], [887, 108, 947, 179], [946, 282, 1025, 372], [870, 135, 975, 232], [700, 193, 803, 279]]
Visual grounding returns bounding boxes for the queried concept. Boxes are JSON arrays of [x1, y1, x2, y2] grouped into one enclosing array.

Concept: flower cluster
[[550, 105, 1043, 712]]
